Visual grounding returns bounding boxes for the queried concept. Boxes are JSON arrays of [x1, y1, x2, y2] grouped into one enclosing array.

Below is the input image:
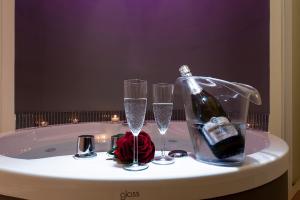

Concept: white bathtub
[[0, 121, 194, 159], [0, 121, 269, 159], [0, 121, 287, 200]]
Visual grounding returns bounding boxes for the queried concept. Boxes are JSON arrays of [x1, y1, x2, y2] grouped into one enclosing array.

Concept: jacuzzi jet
[[45, 147, 56, 153], [74, 135, 97, 159], [168, 150, 188, 158]]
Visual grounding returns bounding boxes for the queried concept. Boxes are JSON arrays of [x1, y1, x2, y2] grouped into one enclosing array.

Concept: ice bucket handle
[[175, 76, 262, 105], [231, 82, 262, 105]]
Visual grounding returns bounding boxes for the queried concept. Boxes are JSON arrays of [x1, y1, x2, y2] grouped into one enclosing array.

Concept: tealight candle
[[95, 134, 108, 143], [111, 114, 120, 123], [40, 120, 48, 127], [71, 118, 79, 124]]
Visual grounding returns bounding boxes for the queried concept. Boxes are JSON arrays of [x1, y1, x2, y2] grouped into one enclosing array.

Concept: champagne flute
[[124, 79, 148, 171], [152, 83, 175, 165]]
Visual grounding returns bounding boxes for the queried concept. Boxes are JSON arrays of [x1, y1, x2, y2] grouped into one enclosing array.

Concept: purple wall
[[15, 0, 269, 112]]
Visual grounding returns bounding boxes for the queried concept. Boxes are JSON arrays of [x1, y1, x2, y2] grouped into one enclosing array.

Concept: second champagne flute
[[152, 83, 175, 165], [124, 79, 148, 171]]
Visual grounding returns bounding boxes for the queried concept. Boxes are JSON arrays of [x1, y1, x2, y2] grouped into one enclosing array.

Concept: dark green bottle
[[179, 65, 244, 159]]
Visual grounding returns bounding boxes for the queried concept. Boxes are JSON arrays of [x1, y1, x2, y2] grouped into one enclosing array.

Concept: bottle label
[[202, 117, 238, 145]]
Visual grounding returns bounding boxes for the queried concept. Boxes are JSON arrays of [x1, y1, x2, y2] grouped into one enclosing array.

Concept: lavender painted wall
[[15, 0, 269, 112]]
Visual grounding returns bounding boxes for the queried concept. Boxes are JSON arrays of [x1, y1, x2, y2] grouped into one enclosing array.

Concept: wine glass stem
[[133, 135, 138, 165], [161, 133, 166, 158]]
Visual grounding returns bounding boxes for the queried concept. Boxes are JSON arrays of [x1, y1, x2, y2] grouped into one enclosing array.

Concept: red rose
[[114, 131, 155, 164]]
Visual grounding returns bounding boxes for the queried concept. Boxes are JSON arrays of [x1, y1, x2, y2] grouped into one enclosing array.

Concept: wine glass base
[[123, 163, 149, 171], [152, 155, 175, 165]]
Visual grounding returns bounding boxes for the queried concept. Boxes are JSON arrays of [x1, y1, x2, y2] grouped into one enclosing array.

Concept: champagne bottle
[[179, 65, 244, 159]]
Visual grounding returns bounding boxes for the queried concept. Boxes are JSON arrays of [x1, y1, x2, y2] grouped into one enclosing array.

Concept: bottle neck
[[184, 75, 202, 95], [179, 65, 202, 94]]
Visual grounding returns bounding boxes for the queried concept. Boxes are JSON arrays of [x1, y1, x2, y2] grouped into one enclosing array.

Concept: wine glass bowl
[[123, 79, 148, 171], [152, 83, 175, 165]]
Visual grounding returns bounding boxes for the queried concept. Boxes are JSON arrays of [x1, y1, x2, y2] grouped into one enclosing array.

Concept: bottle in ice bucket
[[179, 65, 244, 159]]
